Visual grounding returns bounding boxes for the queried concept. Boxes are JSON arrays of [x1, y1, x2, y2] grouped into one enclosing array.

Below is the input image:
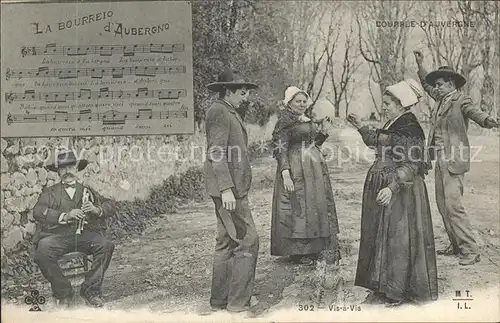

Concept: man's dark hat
[[46, 150, 88, 172], [206, 69, 259, 92], [425, 66, 467, 89]]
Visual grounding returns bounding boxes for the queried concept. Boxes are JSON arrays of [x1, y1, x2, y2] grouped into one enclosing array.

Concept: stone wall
[[2, 137, 68, 258], [0, 133, 210, 280], [0, 122, 275, 290]]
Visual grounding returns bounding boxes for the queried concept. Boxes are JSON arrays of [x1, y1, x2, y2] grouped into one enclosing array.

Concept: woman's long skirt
[[271, 147, 340, 262], [354, 163, 438, 302]]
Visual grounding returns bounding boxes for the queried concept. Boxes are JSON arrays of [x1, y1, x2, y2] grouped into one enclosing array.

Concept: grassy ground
[[2, 129, 499, 323]]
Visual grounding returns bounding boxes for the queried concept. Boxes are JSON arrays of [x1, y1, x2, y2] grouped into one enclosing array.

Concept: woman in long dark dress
[[271, 86, 340, 266], [347, 79, 438, 306]]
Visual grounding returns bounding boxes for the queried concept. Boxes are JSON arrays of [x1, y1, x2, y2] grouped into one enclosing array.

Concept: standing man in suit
[[33, 151, 115, 307], [414, 50, 499, 266], [203, 69, 260, 313]]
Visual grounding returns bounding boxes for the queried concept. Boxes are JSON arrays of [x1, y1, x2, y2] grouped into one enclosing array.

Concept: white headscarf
[[280, 86, 312, 110], [385, 79, 424, 108]]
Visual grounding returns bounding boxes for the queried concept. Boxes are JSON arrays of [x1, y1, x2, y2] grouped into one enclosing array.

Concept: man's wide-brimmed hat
[[206, 69, 259, 92], [46, 150, 88, 172], [425, 66, 467, 89]]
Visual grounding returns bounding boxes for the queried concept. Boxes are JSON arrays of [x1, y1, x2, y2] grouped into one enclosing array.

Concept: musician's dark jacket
[[32, 182, 115, 245]]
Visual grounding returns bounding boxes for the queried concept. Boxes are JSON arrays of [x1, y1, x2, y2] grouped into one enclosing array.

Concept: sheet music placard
[[0, 1, 194, 137]]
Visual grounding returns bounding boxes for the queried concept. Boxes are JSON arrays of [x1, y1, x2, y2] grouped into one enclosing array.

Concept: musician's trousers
[[34, 230, 115, 300], [210, 196, 259, 312]]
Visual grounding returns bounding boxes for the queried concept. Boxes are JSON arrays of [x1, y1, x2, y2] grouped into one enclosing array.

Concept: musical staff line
[[5, 88, 187, 103], [21, 43, 185, 57], [5, 65, 186, 80], [6, 109, 189, 126]]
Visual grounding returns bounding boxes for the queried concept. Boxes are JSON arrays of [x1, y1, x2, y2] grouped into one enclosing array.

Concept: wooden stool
[[57, 252, 92, 287]]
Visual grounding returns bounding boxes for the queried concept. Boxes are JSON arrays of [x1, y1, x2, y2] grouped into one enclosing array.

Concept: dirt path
[[101, 155, 317, 315], [4, 133, 499, 321]]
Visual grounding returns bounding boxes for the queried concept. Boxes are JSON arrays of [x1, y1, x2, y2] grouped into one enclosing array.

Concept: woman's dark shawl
[[271, 108, 302, 160], [377, 112, 431, 178]]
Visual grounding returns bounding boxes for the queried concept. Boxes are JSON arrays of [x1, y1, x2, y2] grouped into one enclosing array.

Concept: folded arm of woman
[[386, 163, 419, 194], [377, 131, 424, 194]]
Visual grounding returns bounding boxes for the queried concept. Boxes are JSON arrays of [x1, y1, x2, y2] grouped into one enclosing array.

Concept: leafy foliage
[[191, 0, 324, 127]]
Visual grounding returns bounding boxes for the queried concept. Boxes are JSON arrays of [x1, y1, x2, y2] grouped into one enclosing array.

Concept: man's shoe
[[81, 294, 104, 308], [226, 296, 259, 313], [198, 304, 226, 316], [437, 244, 456, 256], [459, 253, 480, 266], [54, 296, 72, 308]]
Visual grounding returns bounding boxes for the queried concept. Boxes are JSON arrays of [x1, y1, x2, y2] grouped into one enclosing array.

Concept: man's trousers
[[210, 196, 259, 312], [435, 155, 479, 256], [34, 230, 115, 300]]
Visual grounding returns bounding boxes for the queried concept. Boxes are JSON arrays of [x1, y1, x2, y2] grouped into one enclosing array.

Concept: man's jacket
[[418, 67, 491, 174], [204, 99, 252, 198], [32, 182, 115, 244]]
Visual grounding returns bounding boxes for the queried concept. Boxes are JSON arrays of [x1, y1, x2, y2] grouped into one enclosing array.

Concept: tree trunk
[[479, 1, 498, 118]]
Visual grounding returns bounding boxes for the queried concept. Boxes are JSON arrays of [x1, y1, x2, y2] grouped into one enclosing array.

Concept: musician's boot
[[54, 295, 73, 309], [80, 292, 104, 308]]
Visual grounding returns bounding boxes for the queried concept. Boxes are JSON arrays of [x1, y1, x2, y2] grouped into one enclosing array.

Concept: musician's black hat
[[46, 150, 88, 172]]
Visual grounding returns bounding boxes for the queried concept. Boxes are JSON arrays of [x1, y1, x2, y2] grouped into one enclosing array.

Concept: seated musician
[[32, 150, 115, 308]]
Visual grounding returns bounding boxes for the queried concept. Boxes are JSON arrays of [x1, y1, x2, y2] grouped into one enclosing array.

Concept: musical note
[[159, 89, 186, 100], [4, 88, 186, 103], [20, 43, 185, 57], [136, 87, 149, 98], [44, 43, 57, 55], [78, 89, 92, 100], [123, 45, 135, 57], [4, 65, 186, 80], [36, 67, 50, 77], [5, 109, 189, 125], [111, 67, 123, 79], [78, 109, 92, 121], [137, 109, 153, 120], [102, 110, 125, 125], [99, 87, 110, 99], [23, 90, 36, 100], [58, 68, 77, 79], [54, 111, 69, 121], [5, 68, 12, 81], [46, 92, 69, 103]]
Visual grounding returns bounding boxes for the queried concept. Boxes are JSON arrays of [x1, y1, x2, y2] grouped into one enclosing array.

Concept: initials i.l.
[[457, 302, 471, 309]]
